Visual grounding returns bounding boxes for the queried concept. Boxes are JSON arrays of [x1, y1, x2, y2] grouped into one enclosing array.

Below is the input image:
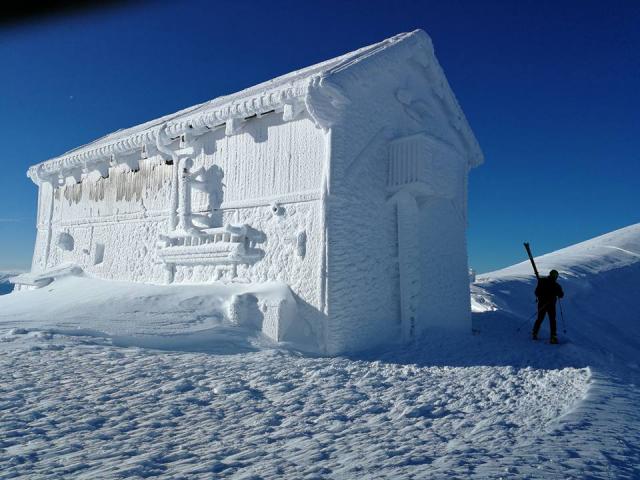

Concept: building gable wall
[[322, 32, 474, 354]]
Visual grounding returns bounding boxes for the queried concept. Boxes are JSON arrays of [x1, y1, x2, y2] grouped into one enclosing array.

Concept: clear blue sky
[[1, 0, 638, 273]]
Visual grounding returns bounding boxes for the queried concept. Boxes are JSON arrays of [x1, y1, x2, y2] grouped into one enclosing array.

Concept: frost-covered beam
[[176, 157, 194, 232], [166, 83, 307, 137], [225, 117, 244, 136], [282, 101, 305, 122], [61, 169, 82, 186], [28, 80, 311, 182], [110, 153, 140, 172]]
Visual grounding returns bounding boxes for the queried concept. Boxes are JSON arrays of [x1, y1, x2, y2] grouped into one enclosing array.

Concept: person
[[532, 269, 564, 344]]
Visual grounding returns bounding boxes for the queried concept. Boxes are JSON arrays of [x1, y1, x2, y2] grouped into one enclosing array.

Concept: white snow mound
[[0, 275, 309, 353]]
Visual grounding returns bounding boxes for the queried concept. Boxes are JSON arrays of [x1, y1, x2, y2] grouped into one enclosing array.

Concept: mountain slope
[[473, 223, 640, 368]]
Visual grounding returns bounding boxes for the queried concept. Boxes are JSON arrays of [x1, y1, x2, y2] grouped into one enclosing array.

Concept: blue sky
[[0, 0, 638, 272]]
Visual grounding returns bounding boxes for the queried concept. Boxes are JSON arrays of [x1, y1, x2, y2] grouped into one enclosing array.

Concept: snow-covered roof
[[28, 30, 483, 184]]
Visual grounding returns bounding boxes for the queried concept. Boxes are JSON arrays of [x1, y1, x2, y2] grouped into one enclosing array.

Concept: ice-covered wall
[[30, 112, 327, 346], [39, 161, 175, 283], [323, 101, 399, 355], [173, 113, 327, 344], [321, 30, 475, 354]]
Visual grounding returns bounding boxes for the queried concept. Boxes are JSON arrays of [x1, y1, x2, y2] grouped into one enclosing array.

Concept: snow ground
[[1, 224, 639, 479]]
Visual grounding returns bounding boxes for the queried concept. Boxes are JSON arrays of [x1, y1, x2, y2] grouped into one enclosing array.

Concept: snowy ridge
[[473, 223, 640, 366], [479, 222, 640, 281]]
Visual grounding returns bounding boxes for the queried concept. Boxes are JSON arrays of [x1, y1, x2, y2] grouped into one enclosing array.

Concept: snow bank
[[0, 275, 313, 353], [11, 263, 81, 291]]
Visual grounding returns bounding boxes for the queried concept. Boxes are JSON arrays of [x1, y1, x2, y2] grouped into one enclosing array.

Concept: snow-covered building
[[21, 30, 483, 354]]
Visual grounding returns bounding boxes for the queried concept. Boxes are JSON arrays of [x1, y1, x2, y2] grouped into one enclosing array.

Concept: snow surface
[[1, 224, 639, 478]]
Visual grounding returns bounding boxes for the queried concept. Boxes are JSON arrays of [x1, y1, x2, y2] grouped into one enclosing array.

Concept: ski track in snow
[[0, 330, 594, 479]]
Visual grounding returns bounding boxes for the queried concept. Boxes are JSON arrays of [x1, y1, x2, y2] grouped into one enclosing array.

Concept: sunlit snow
[[1, 224, 639, 478]]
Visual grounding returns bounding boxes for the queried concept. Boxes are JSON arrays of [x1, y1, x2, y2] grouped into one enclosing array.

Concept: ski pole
[[516, 309, 538, 332], [516, 302, 556, 333], [558, 298, 567, 334], [516, 300, 548, 332]]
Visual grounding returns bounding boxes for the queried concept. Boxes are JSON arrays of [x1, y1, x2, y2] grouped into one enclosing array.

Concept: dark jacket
[[535, 276, 564, 303]]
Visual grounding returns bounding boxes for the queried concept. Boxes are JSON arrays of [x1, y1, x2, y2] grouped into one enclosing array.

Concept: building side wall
[[31, 113, 327, 341]]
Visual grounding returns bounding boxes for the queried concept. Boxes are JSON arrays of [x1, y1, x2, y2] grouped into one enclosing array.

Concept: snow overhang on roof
[[27, 30, 483, 185]]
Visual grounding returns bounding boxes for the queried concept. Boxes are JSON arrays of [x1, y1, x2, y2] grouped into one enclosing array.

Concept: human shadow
[[349, 310, 590, 370]]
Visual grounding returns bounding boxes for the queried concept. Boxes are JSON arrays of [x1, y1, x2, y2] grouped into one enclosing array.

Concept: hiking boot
[[531, 332, 538, 341], [550, 336, 559, 345]]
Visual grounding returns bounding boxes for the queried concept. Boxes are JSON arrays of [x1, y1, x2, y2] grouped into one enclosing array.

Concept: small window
[[57, 232, 74, 251], [94, 243, 105, 265]]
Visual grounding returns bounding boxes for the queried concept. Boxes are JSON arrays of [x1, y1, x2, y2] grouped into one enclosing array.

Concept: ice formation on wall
[[20, 30, 483, 354]]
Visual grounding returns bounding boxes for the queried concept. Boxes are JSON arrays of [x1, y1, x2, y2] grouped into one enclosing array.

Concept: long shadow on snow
[[351, 310, 589, 370], [110, 325, 265, 354], [30, 324, 265, 355]]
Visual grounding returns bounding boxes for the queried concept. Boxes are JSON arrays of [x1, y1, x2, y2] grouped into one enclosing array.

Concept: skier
[[532, 269, 564, 344]]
